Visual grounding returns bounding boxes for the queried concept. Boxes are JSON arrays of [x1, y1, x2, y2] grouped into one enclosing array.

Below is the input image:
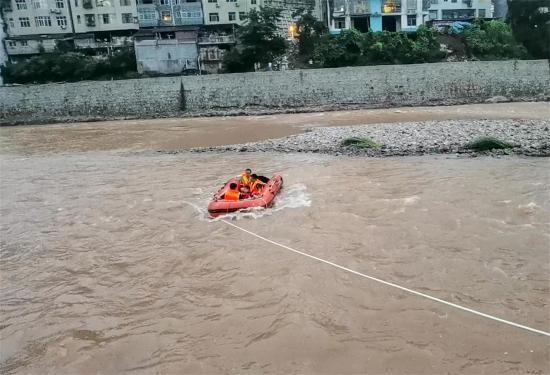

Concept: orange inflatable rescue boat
[[208, 175, 283, 217]]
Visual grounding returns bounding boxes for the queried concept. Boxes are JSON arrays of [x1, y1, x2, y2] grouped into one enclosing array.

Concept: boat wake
[[183, 183, 311, 221]]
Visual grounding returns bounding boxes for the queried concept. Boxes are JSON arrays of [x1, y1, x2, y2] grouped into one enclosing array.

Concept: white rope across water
[[220, 218, 550, 337]]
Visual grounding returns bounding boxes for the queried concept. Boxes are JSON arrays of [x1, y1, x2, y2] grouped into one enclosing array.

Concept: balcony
[[382, 0, 401, 13], [198, 35, 235, 44]]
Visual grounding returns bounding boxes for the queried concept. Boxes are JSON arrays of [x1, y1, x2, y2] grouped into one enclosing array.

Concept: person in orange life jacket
[[250, 174, 266, 196], [239, 168, 252, 188], [223, 183, 241, 201]]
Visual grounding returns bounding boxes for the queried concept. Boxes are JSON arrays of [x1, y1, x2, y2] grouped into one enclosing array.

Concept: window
[[120, 0, 131, 5], [8, 41, 16, 47], [208, 0, 217, 2], [209, 12, 219, 21], [407, 15, 416, 26], [75, 0, 78, 5], [20, 40, 28, 46], [251, 0, 256, 4], [238, 11, 245, 19], [228, 11, 235, 20], [429, 9, 437, 19], [180, 11, 201, 18], [102, 13, 110, 23], [139, 9, 157, 20], [226, 0, 236, 2], [15, 0, 27, 10], [35, 16, 52, 26], [56, 15, 67, 26], [451, 0, 457, 2], [19, 17, 31, 27], [56, 0, 64, 7], [121, 13, 133, 22], [85, 14, 96, 26], [161, 10, 172, 22], [160, 0, 171, 4], [335, 19, 344, 28], [8, 18, 15, 28], [32, 0, 46, 9], [77, 15, 81, 23], [478, 8, 486, 17]]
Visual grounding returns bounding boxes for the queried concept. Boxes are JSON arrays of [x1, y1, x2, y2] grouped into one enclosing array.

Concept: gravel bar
[[190, 119, 550, 157]]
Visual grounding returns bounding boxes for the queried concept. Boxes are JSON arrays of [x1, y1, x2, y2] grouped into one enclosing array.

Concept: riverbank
[[1, 103, 549, 155], [191, 119, 550, 157]]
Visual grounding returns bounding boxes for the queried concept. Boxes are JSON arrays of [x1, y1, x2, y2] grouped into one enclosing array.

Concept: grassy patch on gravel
[[466, 136, 515, 151], [341, 137, 381, 150]]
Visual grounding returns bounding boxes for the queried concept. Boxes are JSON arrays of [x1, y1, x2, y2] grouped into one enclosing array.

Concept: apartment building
[[427, 0, 492, 20], [2, 0, 138, 58], [136, 0, 203, 28]]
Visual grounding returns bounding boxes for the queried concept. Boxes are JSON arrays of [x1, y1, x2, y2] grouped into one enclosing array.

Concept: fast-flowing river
[[1, 105, 549, 374]]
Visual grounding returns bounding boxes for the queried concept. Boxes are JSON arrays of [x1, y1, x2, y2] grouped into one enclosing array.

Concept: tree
[[507, 0, 550, 58], [223, 6, 287, 72], [293, 8, 327, 60], [463, 20, 526, 59]]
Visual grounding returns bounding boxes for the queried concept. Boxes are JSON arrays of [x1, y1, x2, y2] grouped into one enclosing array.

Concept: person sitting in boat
[[223, 183, 241, 201], [239, 168, 252, 188], [256, 175, 270, 184], [250, 174, 266, 196]]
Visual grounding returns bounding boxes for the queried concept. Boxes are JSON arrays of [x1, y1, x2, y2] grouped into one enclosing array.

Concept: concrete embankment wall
[[1, 60, 549, 124]]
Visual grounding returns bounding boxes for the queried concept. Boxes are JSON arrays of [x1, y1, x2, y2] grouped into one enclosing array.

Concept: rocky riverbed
[[191, 119, 550, 157]]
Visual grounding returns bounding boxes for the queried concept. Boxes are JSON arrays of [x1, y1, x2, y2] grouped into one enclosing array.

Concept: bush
[[466, 136, 515, 151], [1, 48, 137, 84], [313, 26, 444, 68], [463, 20, 527, 59], [341, 137, 381, 149]]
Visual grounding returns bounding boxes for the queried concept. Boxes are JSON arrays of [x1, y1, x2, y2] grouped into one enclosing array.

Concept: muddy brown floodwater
[[0, 104, 549, 374]]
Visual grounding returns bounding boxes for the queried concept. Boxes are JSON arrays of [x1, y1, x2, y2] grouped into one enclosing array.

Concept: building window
[[139, 9, 157, 20], [429, 9, 437, 19], [8, 18, 15, 28], [121, 13, 133, 22], [8, 41, 17, 47], [451, 0, 457, 2], [75, 0, 78, 6], [238, 11, 245, 19], [407, 15, 416, 26], [19, 17, 31, 27], [35, 16, 52, 26], [209, 12, 219, 21], [120, 0, 131, 4], [180, 11, 201, 18], [208, 0, 217, 2], [335, 18, 344, 28], [161, 10, 172, 22], [160, 0, 171, 5], [102, 13, 110, 23], [56, 0, 65, 7], [32, 0, 46, 9], [77, 15, 81, 23], [228, 11, 235, 20], [226, 0, 236, 2], [251, 0, 255, 4], [85, 14, 96, 26], [20, 40, 28, 46], [478, 8, 486, 17], [15, 0, 27, 10], [56, 15, 67, 26]]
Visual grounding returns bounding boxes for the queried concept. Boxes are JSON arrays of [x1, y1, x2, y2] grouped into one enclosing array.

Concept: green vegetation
[[1, 47, 137, 84], [341, 137, 381, 150], [223, 6, 287, 73], [507, 0, 550, 59], [466, 136, 515, 151], [463, 20, 527, 59], [313, 26, 445, 68], [292, 8, 327, 62]]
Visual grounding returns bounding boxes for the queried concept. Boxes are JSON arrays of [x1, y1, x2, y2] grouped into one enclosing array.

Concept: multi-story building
[[331, 0, 428, 32], [427, 0, 492, 21], [202, 0, 259, 26], [1, 0, 138, 59], [136, 0, 203, 28]]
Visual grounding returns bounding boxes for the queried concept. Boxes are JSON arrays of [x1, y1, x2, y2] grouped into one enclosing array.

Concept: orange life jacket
[[251, 180, 265, 195], [224, 190, 240, 201]]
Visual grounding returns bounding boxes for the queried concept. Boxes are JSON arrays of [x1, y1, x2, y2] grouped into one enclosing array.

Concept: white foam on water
[[183, 183, 312, 221]]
